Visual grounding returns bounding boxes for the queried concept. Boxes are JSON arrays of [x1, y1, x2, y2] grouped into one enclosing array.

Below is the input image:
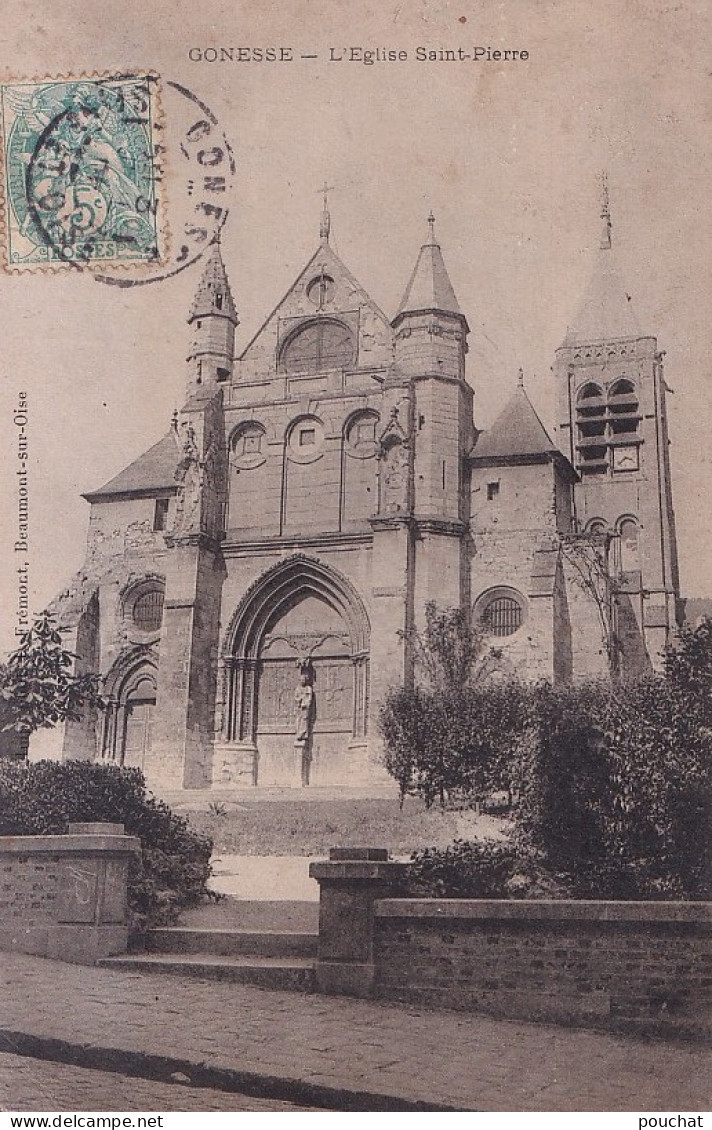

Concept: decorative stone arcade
[[216, 556, 371, 787]]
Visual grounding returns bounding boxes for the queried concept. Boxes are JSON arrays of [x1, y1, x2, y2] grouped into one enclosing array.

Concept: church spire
[[188, 237, 238, 324], [563, 176, 640, 345], [186, 238, 238, 393], [394, 213, 465, 325]]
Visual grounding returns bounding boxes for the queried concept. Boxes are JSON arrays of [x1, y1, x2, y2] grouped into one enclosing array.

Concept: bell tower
[[555, 178, 681, 671], [186, 237, 238, 397]]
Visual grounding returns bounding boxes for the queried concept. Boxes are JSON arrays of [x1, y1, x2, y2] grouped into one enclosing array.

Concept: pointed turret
[[393, 214, 468, 383], [187, 238, 238, 395], [563, 178, 640, 345], [189, 238, 238, 323], [394, 213, 466, 326]]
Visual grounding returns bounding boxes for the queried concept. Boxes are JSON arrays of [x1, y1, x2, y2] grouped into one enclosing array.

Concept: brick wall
[[373, 899, 712, 1039], [0, 826, 139, 964]]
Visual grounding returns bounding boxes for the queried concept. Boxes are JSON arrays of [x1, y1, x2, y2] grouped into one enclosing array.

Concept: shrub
[[408, 838, 518, 898], [513, 680, 614, 896], [0, 759, 214, 931], [381, 601, 529, 807], [602, 675, 712, 899], [514, 677, 712, 899], [380, 679, 528, 808]]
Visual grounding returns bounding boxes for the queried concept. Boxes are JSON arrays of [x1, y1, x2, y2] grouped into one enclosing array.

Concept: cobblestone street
[[0, 953, 709, 1112]]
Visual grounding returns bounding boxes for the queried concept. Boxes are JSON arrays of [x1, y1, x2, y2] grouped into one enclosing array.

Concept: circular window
[[122, 579, 165, 638], [475, 587, 527, 639], [280, 320, 354, 374], [306, 273, 335, 307], [132, 589, 164, 632]]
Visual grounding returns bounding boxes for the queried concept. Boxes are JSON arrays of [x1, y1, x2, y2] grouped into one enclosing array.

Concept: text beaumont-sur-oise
[[14, 390, 29, 636]]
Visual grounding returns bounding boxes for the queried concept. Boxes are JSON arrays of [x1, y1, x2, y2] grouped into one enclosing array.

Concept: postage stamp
[[0, 73, 165, 271]]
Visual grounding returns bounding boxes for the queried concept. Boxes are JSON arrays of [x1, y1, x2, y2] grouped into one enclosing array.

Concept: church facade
[[48, 193, 682, 792]]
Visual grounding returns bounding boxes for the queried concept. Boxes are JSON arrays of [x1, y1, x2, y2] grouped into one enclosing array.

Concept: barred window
[[481, 597, 522, 637], [475, 587, 526, 639], [132, 589, 164, 632]]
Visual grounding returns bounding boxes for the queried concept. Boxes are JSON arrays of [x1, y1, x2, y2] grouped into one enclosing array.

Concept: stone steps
[[101, 951, 316, 991], [103, 902, 320, 991], [137, 926, 318, 959], [179, 898, 319, 932]]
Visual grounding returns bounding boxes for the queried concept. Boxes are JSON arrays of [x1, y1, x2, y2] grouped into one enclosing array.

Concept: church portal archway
[[101, 652, 158, 770], [223, 556, 369, 786]]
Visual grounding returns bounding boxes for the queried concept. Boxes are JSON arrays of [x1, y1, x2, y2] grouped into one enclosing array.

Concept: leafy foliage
[[381, 601, 527, 807], [383, 610, 712, 900], [515, 672, 712, 899], [408, 839, 519, 898], [380, 680, 528, 808], [0, 613, 102, 739], [0, 759, 214, 930], [407, 837, 568, 900], [407, 601, 485, 693], [664, 616, 712, 720]]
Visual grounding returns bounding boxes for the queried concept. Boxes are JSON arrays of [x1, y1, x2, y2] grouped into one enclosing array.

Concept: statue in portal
[[294, 661, 316, 786]]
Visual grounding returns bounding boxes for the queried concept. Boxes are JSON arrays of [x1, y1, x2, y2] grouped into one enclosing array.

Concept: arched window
[[230, 421, 266, 466], [576, 383, 607, 474], [474, 587, 527, 638], [345, 409, 380, 458], [132, 589, 164, 632], [280, 320, 354, 374], [585, 518, 608, 536], [608, 378, 640, 440], [618, 517, 640, 573]]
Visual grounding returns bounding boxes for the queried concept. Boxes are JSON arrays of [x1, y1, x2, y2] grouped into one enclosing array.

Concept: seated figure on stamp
[[294, 661, 316, 787]]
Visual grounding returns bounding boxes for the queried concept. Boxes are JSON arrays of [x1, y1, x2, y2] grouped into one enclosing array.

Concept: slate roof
[[395, 231, 464, 322], [471, 384, 560, 462], [83, 431, 180, 501], [564, 231, 641, 345]]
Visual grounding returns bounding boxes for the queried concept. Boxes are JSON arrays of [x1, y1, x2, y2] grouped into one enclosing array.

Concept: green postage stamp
[[0, 73, 165, 270]]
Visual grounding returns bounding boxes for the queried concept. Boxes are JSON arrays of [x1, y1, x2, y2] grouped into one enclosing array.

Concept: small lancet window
[[153, 498, 170, 532]]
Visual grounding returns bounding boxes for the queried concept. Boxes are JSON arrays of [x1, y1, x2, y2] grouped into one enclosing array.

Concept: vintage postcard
[[0, 0, 710, 1116]]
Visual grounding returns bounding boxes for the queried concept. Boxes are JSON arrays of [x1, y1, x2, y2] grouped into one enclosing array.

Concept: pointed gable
[[394, 217, 466, 327], [472, 385, 563, 463], [238, 238, 393, 377], [83, 432, 180, 501], [189, 241, 238, 324]]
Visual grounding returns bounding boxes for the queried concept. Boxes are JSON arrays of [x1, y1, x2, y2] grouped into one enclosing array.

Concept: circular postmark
[[94, 79, 236, 287], [1, 74, 235, 280]]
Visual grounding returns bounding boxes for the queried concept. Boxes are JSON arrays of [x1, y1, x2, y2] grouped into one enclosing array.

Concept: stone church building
[[48, 191, 681, 792]]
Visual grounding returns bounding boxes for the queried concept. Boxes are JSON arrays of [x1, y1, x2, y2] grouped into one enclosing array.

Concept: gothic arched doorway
[[101, 655, 157, 770], [223, 557, 370, 786]]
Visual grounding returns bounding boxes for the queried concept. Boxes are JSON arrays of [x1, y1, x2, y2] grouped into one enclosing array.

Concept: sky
[[0, 0, 710, 653]]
